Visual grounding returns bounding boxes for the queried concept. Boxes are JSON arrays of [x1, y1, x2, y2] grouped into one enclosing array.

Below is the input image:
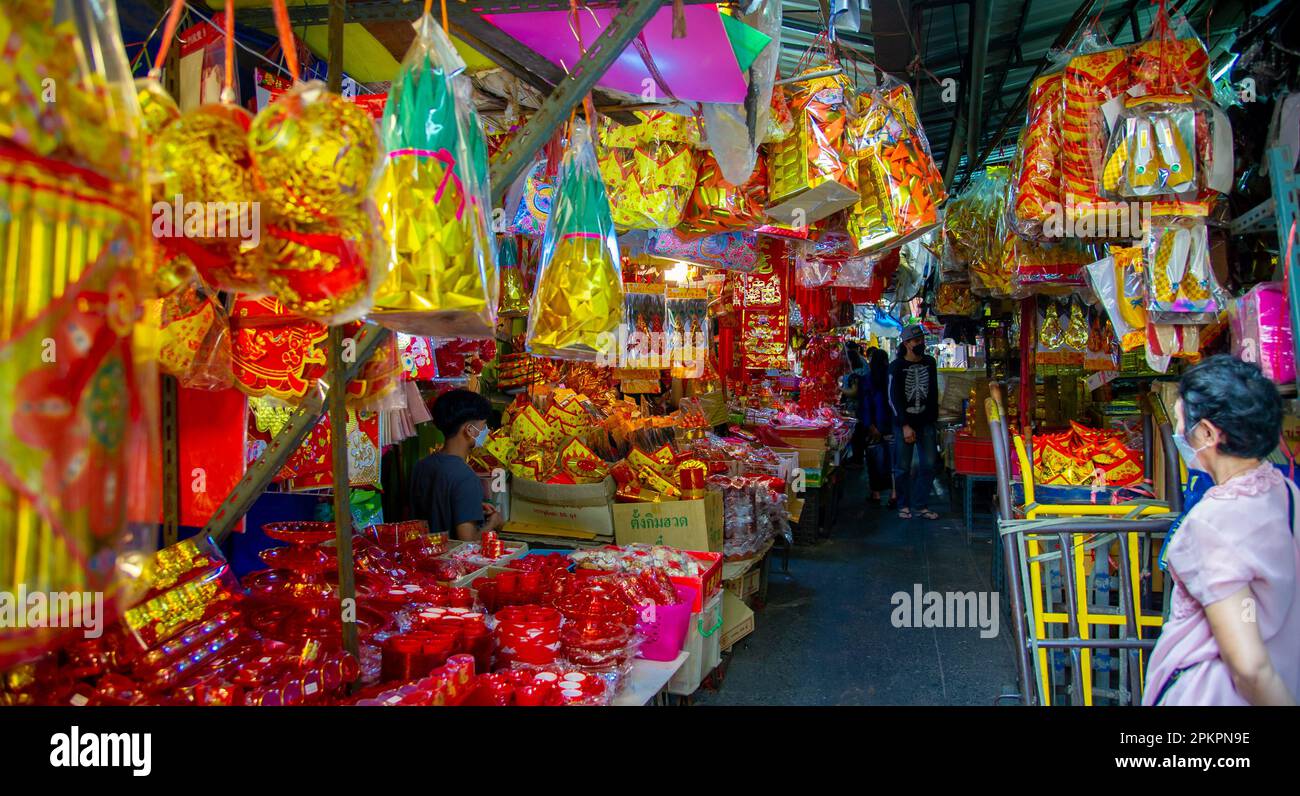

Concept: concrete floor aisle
[[697, 469, 1020, 705]]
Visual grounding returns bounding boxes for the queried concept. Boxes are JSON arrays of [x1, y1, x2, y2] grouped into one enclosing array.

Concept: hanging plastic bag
[[597, 111, 700, 230], [526, 120, 624, 361], [156, 280, 234, 390], [1009, 73, 1064, 239], [833, 255, 876, 289], [679, 151, 768, 236], [847, 81, 945, 253], [497, 236, 529, 317], [765, 65, 859, 225], [1229, 282, 1296, 385], [1144, 220, 1223, 320], [370, 13, 497, 337], [1061, 25, 1128, 221]]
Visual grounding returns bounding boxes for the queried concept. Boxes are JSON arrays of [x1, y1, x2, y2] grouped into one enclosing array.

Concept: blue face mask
[[472, 423, 489, 448], [1173, 422, 1211, 471]]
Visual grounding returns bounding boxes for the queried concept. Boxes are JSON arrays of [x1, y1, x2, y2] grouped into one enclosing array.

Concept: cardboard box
[[509, 476, 615, 536], [611, 492, 723, 553], [720, 590, 755, 650], [771, 446, 826, 472], [723, 568, 761, 600]]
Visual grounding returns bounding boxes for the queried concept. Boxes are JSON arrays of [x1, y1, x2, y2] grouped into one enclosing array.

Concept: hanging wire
[[149, 0, 188, 78], [181, 2, 296, 81]]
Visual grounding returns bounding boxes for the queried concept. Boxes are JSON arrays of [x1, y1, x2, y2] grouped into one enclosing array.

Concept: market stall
[[2, 0, 1298, 713]]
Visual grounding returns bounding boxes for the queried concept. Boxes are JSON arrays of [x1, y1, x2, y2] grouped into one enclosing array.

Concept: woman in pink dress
[[1143, 356, 1299, 706]]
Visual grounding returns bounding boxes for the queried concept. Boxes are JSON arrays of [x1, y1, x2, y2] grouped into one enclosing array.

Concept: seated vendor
[[411, 389, 503, 541]]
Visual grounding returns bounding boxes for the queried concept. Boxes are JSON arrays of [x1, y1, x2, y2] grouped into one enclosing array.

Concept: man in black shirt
[[887, 325, 940, 520], [410, 389, 503, 541]]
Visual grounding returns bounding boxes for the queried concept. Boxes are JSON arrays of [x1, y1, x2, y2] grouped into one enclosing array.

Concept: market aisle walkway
[[697, 470, 1019, 706]]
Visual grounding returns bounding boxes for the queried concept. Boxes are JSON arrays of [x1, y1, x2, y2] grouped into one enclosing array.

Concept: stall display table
[[613, 652, 691, 706]]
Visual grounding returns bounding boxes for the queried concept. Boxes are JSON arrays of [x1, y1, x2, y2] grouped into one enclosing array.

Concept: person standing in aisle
[[410, 389, 504, 541], [862, 347, 897, 507], [841, 343, 868, 467], [1143, 356, 1298, 706], [888, 325, 939, 520]]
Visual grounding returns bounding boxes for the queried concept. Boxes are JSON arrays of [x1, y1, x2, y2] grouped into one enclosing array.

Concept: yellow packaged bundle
[[638, 468, 682, 499], [483, 431, 517, 469], [628, 447, 672, 479], [847, 83, 945, 253], [511, 404, 552, 444], [371, 13, 497, 338], [765, 67, 860, 225], [597, 111, 700, 230], [526, 120, 624, 361]]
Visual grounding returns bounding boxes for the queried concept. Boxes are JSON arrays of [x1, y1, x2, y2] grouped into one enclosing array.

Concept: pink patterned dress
[[1142, 463, 1300, 705]]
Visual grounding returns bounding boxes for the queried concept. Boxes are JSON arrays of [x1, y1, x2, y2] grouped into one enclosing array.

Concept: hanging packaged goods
[[764, 67, 860, 225], [370, 14, 498, 338], [679, 152, 769, 236], [525, 120, 624, 361], [846, 83, 946, 253], [597, 111, 701, 231]]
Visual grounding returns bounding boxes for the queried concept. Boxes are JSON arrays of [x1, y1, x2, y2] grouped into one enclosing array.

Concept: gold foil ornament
[[134, 77, 180, 144], [249, 80, 381, 225], [255, 202, 385, 324], [526, 120, 624, 361]]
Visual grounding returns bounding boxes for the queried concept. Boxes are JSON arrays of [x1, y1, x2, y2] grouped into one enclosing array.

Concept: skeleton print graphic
[[905, 363, 930, 414]]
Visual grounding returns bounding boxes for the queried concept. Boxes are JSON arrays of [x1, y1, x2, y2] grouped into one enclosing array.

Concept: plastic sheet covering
[[701, 0, 782, 185], [1229, 282, 1296, 385], [371, 14, 498, 338]]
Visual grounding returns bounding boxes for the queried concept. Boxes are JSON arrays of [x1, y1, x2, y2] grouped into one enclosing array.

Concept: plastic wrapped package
[[506, 158, 552, 237], [1127, 6, 1211, 98], [646, 229, 759, 272], [1061, 34, 1129, 219], [833, 255, 876, 289], [1009, 74, 1063, 238], [795, 240, 836, 288], [679, 151, 768, 236], [1143, 220, 1222, 319], [945, 167, 1011, 295], [155, 281, 233, 390], [370, 14, 498, 338], [526, 120, 624, 360], [250, 80, 380, 226], [1085, 245, 1151, 352], [1101, 95, 1199, 198], [765, 67, 859, 225], [1004, 232, 1092, 292], [497, 237, 529, 317], [597, 111, 700, 230], [1229, 282, 1296, 385], [0, 0, 160, 668], [846, 82, 946, 253], [936, 281, 977, 316], [255, 201, 386, 325]]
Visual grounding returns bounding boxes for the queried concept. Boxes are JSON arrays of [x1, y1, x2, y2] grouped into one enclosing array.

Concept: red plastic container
[[953, 431, 997, 476]]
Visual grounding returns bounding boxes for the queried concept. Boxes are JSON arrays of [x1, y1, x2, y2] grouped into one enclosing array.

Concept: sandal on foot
[[917, 509, 940, 520], [898, 508, 912, 519]]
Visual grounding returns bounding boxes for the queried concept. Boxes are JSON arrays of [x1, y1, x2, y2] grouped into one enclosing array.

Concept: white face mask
[[1173, 421, 1212, 471]]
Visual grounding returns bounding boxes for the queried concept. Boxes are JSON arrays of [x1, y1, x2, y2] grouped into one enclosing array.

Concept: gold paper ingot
[[371, 152, 493, 335], [249, 82, 380, 225], [598, 112, 699, 230], [527, 235, 622, 359]]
